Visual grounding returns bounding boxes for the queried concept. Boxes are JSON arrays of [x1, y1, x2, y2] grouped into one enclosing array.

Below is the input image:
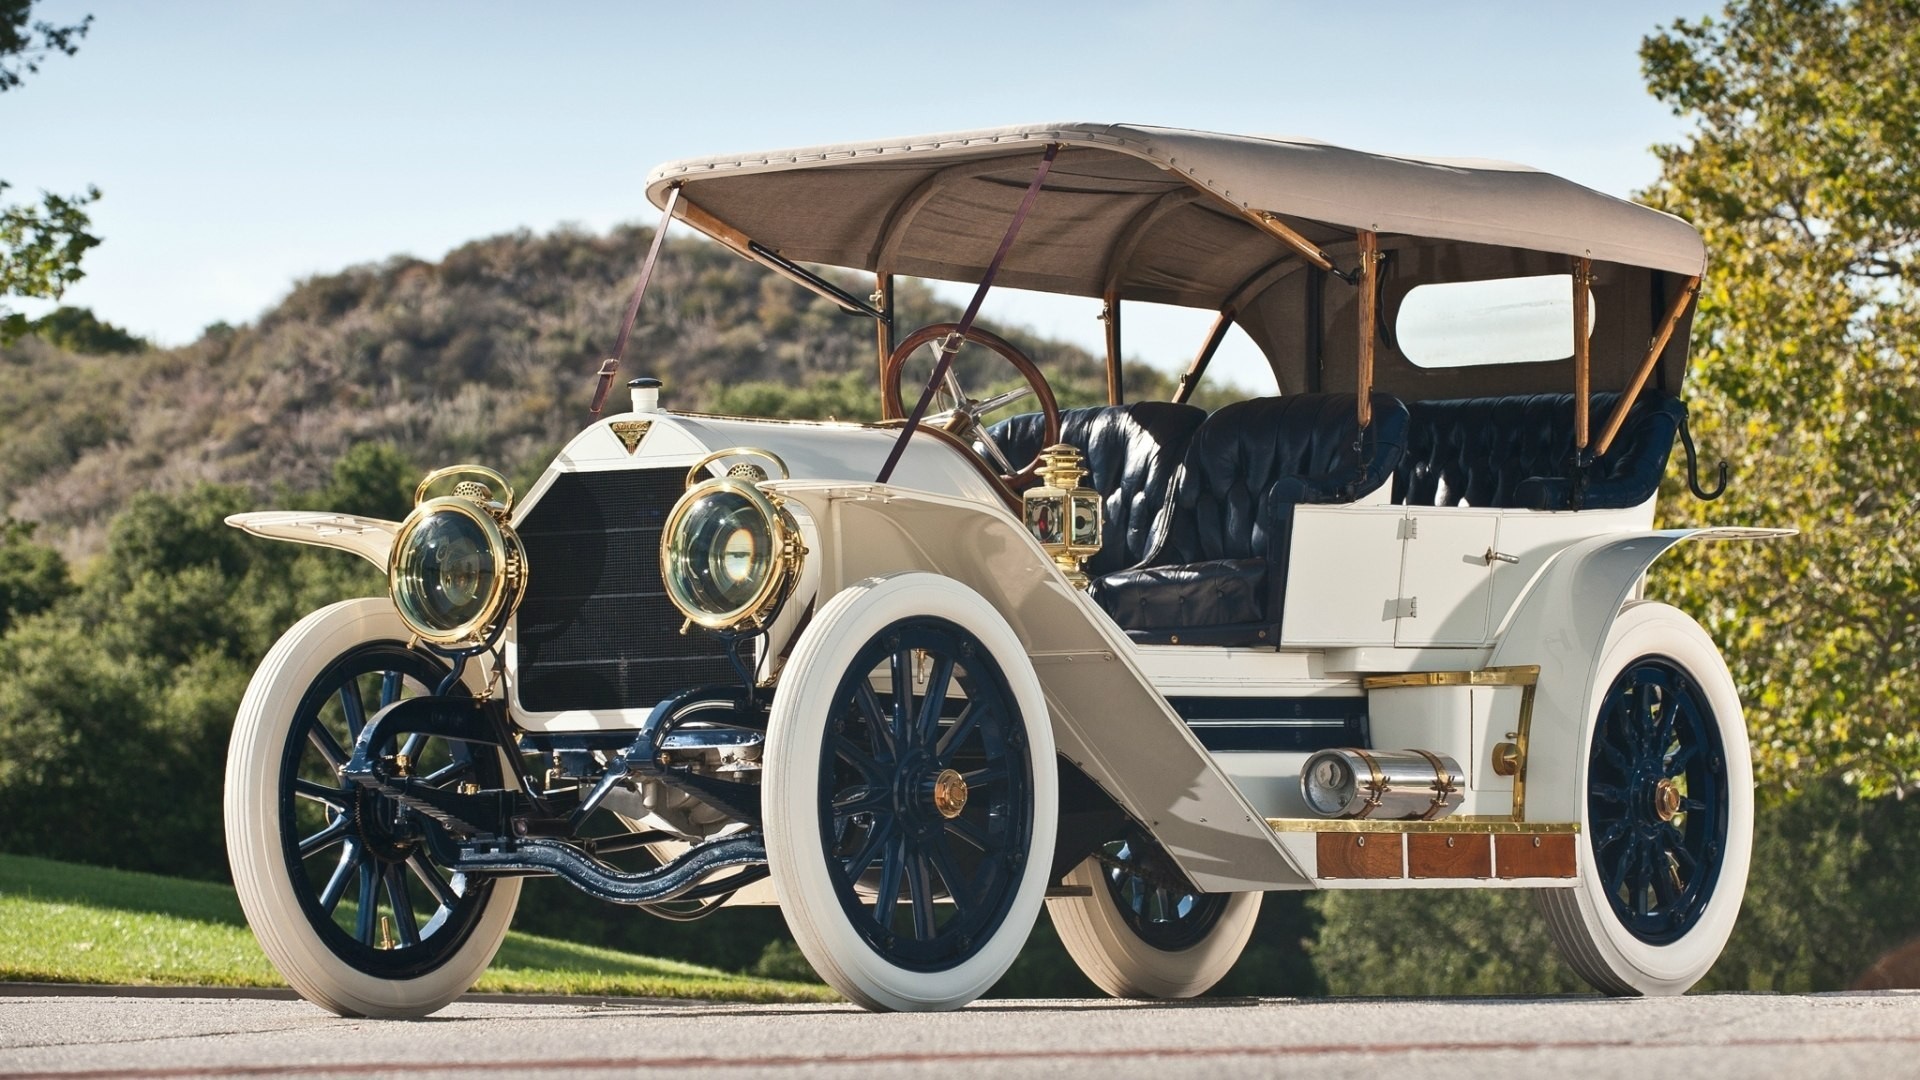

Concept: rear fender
[[1489, 526, 1792, 822]]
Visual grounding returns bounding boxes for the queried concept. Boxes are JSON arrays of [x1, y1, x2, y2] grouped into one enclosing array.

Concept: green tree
[[0, 517, 69, 634], [1, 1, 98, 342], [1641, 0, 1920, 798]]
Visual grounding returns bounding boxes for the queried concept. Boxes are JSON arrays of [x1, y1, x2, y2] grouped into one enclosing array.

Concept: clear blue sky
[[5, 1, 1713, 387]]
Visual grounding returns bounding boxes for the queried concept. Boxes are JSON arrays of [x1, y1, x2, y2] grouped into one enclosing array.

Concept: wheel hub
[[1652, 777, 1682, 822], [930, 768, 969, 819]]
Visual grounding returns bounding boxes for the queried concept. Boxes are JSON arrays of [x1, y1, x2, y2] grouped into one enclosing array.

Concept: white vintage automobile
[[225, 123, 1785, 1017]]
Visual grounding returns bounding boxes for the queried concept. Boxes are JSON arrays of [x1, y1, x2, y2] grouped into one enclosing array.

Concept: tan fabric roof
[[644, 122, 1707, 312]]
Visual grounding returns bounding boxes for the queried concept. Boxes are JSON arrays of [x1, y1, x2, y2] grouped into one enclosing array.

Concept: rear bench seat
[[1393, 390, 1685, 510], [1088, 392, 1409, 646]]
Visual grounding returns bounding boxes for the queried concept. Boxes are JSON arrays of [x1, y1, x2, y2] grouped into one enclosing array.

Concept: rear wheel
[[1049, 827, 1260, 998], [764, 574, 1057, 1011], [226, 599, 520, 1017], [1539, 602, 1751, 996]]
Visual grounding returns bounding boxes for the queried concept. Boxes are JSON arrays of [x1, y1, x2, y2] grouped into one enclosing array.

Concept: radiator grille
[[514, 468, 736, 712]]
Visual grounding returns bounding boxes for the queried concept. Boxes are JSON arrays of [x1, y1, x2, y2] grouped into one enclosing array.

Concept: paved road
[[4, 990, 1920, 1079]]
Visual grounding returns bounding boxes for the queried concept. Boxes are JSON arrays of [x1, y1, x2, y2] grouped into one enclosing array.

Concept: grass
[[0, 853, 836, 1002]]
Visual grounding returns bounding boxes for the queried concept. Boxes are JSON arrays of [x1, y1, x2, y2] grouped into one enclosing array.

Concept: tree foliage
[[1642, 0, 1920, 798], [0, 1, 99, 342]]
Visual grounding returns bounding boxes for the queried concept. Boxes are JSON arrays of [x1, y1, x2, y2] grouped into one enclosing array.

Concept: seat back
[[1164, 392, 1409, 564], [988, 401, 1206, 575], [1393, 391, 1684, 510]]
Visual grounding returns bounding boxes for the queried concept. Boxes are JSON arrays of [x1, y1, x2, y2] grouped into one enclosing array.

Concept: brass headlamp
[[388, 465, 527, 647], [1022, 443, 1103, 589]]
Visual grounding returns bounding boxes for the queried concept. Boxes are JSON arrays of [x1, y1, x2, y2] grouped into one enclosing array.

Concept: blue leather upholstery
[[1392, 391, 1684, 510], [1091, 393, 1410, 646], [988, 402, 1207, 576]]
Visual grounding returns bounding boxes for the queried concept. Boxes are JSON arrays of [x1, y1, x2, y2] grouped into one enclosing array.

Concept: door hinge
[[1391, 596, 1418, 619], [1398, 517, 1419, 540]]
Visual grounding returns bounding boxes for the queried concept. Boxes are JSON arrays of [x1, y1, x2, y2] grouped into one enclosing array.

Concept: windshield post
[[1573, 256, 1593, 458], [873, 273, 895, 385], [1174, 307, 1236, 405], [1355, 229, 1381, 429], [1102, 290, 1123, 404]]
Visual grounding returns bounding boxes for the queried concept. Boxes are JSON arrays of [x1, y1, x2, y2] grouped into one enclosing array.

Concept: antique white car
[[224, 122, 1784, 1017]]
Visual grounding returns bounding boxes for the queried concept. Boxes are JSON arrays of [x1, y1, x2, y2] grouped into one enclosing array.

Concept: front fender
[[1488, 526, 1791, 822], [226, 511, 400, 572], [764, 479, 1309, 892]]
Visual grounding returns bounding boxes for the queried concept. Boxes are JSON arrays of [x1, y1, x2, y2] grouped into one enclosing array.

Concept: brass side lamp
[[1022, 443, 1103, 589]]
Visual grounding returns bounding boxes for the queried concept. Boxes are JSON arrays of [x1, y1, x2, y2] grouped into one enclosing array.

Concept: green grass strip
[[0, 853, 834, 1002]]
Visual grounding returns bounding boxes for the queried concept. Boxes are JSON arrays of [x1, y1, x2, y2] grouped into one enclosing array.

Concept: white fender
[[226, 511, 400, 571], [1488, 526, 1791, 822]]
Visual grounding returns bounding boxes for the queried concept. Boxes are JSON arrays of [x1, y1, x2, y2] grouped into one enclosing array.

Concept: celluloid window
[[1396, 273, 1595, 369]]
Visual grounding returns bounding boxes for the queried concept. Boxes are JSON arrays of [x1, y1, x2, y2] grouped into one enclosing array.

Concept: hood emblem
[[609, 420, 652, 455]]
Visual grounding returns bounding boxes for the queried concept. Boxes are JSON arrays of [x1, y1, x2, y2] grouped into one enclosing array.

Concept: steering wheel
[[881, 323, 1062, 488]]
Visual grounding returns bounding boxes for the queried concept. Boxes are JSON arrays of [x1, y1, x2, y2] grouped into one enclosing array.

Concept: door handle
[[1483, 548, 1520, 565]]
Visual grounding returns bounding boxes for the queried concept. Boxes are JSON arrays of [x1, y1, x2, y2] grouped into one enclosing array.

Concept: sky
[[5, 1, 1715, 389]]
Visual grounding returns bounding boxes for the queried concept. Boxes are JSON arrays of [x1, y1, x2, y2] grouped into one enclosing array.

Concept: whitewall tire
[[226, 598, 520, 1017], [1539, 602, 1752, 996], [763, 573, 1058, 1011], [1048, 828, 1261, 999]]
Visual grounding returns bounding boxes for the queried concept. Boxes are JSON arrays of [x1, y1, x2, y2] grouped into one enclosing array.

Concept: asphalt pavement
[[4, 989, 1920, 1079]]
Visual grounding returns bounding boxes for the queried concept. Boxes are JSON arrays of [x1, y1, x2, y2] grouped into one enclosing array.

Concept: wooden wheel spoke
[[906, 847, 938, 940], [307, 723, 348, 773], [831, 737, 888, 786], [384, 865, 420, 946], [299, 816, 351, 857], [889, 649, 914, 749], [871, 833, 907, 924], [318, 840, 362, 914], [945, 816, 990, 854], [936, 702, 984, 764], [354, 863, 380, 944], [406, 851, 461, 910], [379, 670, 404, 708], [916, 656, 954, 747], [842, 819, 893, 882], [856, 682, 895, 759], [337, 682, 368, 740], [294, 778, 349, 810]]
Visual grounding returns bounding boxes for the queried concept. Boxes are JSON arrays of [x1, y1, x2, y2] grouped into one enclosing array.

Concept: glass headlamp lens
[[392, 507, 501, 638]]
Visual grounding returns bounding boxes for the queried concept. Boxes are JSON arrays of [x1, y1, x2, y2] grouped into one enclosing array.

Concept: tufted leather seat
[[1393, 391, 1684, 510], [988, 401, 1207, 576], [1090, 393, 1410, 646]]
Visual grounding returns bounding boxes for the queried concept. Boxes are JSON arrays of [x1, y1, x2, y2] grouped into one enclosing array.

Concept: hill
[[0, 226, 1190, 561]]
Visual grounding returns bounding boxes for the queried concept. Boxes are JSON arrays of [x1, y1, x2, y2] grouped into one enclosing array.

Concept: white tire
[[1049, 831, 1261, 998], [1539, 602, 1752, 995], [226, 598, 520, 1017], [763, 573, 1058, 1011]]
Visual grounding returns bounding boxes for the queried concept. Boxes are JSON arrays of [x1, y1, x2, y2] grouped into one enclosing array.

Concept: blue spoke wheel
[[227, 600, 520, 1017], [1585, 657, 1727, 945], [279, 642, 499, 979], [765, 574, 1056, 1011], [1049, 827, 1260, 998], [1540, 603, 1751, 996]]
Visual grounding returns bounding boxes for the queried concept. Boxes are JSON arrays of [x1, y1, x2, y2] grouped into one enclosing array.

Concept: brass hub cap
[[931, 768, 969, 819], [1652, 777, 1682, 822]]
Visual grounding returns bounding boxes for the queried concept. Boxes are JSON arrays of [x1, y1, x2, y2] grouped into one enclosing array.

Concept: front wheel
[[1539, 602, 1752, 996], [763, 574, 1058, 1011], [1048, 826, 1261, 998], [226, 599, 520, 1017]]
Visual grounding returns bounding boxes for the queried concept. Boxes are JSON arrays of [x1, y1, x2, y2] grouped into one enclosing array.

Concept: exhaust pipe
[[1301, 748, 1463, 821]]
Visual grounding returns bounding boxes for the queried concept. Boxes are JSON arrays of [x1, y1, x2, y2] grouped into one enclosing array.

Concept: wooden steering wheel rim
[[880, 322, 1063, 487]]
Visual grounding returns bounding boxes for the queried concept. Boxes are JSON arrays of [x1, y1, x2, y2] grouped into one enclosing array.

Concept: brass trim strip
[[1358, 664, 1542, 821], [1592, 273, 1702, 457], [1268, 818, 1579, 835], [1361, 664, 1540, 690]]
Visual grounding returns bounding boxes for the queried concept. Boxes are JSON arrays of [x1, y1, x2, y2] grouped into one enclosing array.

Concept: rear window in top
[[1396, 274, 1593, 369]]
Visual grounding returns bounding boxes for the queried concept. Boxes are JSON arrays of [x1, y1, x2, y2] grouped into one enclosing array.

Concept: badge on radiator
[[609, 420, 652, 454]]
